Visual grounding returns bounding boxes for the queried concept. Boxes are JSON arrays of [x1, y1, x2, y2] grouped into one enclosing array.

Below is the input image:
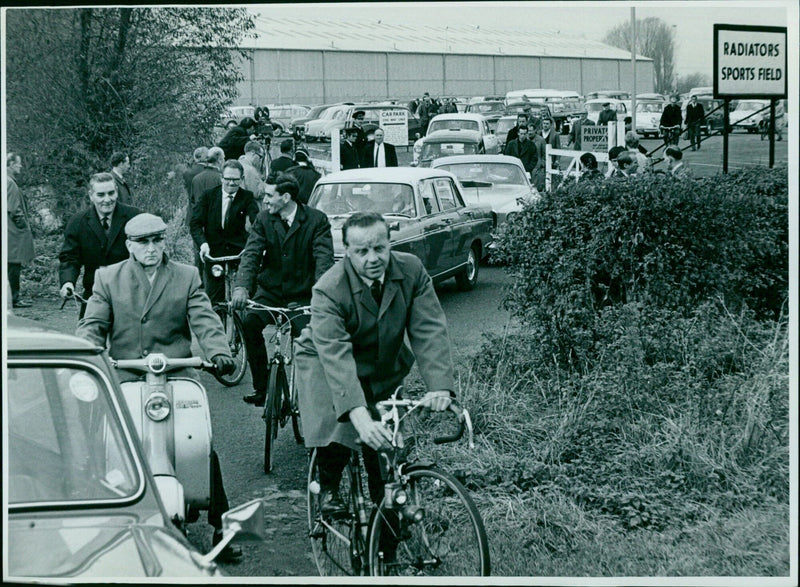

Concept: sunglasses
[[130, 235, 165, 245]]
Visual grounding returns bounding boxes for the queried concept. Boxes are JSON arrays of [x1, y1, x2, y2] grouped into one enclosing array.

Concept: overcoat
[[110, 170, 132, 204], [189, 166, 221, 228], [295, 251, 455, 450], [284, 164, 321, 204], [76, 255, 230, 364], [340, 141, 361, 170], [189, 185, 258, 256], [58, 203, 142, 296], [6, 176, 35, 264], [360, 140, 398, 168]]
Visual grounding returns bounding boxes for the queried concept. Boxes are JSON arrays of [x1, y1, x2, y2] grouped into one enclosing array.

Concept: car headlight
[[145, 392, 171, 421], [211, 264, 224, 278]]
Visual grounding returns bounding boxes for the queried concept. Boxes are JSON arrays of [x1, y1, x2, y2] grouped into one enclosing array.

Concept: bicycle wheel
[[368, 466, 490, 577], [263, 362, 285, 473], [307, 449, 365, 576], [212, 308, 247, 386]]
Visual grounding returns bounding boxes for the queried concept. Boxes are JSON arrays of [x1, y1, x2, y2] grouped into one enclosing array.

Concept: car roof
[[585, 98, 625, 105], [430, 113, 487, 122], [6, 315, 103, 353], [431, 154, 526, 168], [423, 129, 483, 142], [318, 167, 459, 183]]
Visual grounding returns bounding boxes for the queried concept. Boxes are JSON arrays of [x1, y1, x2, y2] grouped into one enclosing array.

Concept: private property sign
[[713, 24, 787, 98]]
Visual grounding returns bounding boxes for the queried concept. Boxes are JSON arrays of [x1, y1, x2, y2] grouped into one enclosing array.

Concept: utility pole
[[631, 7, 637, 133]]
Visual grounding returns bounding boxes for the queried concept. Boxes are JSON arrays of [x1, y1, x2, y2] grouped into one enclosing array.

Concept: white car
[[414, 113, 499, 164], [730, 99, 779, 133], [584, 98, 628, 125], [431, 154, 539, 227], [304, 104, 350, 141], [634, 100, 666, 138]]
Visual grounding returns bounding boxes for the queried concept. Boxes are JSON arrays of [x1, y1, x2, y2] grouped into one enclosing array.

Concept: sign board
[[581, 125, 610, 152], [713, 24, 787, 98], [379, 109, 408, 146]]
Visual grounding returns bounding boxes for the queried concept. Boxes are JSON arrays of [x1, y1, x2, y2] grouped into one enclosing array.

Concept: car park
[[431, 154, 539, 227], [4, 316, 266, 579], [584, 98, 627, 125], [634, 100, 666, 137], [341, 103, 423, 144], [292, 103, 352, 141], [413, 113, 500, 163], [414, 129, 487, 167], [308, 167, 494, 289]]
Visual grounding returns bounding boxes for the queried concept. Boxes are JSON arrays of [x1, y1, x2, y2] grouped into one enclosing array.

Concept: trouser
[[8, 262, 22, 304], [207, 449, 229, 530], [193, 242, 204, 286], [242, 300, 310, 394], [688, 123, 702, 149], [317, 441, 386, 504]]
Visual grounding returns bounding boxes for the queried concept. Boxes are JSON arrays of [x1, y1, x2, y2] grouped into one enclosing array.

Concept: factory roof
[[246, 15, 651, 61]]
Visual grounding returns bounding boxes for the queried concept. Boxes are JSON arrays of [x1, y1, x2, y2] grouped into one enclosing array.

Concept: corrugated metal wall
[[236, 49, 654, 105]]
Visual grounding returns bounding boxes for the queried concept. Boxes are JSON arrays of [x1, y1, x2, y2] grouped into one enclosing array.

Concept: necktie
[[101, 216, 110, 232], [282, 217, 291, 232], [222, 194, 233, 228], [370, 280, 382, 306], [374, 146, 379, 167]]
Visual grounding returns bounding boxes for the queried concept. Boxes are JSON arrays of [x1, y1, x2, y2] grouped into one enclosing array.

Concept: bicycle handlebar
[[244, 300, 312, 315], [111, 353, 214, 374], [376, 397, 475, 449], [204, 252, 244, 263]]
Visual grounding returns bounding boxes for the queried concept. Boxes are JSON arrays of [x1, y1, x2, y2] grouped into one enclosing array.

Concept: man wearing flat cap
[[284, 148, 322, 204], [76, 212, 243, 563], [598, 102, 617, 126], [341, 126, 362, 170]]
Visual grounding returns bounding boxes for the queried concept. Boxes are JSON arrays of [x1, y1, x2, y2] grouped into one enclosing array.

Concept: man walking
[[361, 128, 398, 168], [110, 152, 133, 204], [59, 172, 142, 317], [340, 127, 361, 171], [190, 160, 259, 306], [6, 152, 34, 308], [685, 95, 705, 151], [504, 113, 529, 153], [284, 148, 321, 204], [269, 139, 296, 176], [231, 175, 334, 408], [239, 140, 266, 196], [190, 147, 225, 275], [504, 125, 538, 184]]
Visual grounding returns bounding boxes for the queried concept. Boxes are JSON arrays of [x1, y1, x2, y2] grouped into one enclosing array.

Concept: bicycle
[[659, 124, 681, 148], [204, 252, 248, 386], [243, 299, 310, 473], [306, 387, 490, 576]]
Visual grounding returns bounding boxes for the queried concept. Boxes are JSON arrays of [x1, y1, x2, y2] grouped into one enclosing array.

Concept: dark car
[[504, 101, 554, 125], [4, 316, 264, 579], [413, 128, 486, 168], [308, 167, 494, 289], [691, 96, 725, 135], [343, 103, 424, 144]]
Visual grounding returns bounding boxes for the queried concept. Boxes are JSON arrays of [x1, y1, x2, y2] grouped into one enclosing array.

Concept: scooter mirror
[[221, 498, 267, 543]]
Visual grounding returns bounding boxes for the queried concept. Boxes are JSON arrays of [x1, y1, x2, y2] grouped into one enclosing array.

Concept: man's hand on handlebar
[[419, 390, 453, 412], [199, 243, 210, 261], [350, 406, 393, 451], [231, 287, 249, 311], [212, 354, 236, 375], [60, 282, 75, 299]]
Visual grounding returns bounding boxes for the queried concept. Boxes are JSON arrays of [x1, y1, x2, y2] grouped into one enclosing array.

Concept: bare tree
[[677, 73, 711, 95], [604, 17, 676, 95]]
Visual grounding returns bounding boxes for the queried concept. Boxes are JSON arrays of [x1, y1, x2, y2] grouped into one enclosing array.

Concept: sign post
[[379, 109, 409, 146], [713, 24, 787, 172]]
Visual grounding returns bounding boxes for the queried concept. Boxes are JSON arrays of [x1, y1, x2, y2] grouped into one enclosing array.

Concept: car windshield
[[506, 104, 548, 116], [7, 364, 141, 505], [437, 162, 528, 186], [421, 141, 478, 160], [586, 103, 605, 112], [428, 119, 480, 133], [470, 103, 505, 115], [307, 105, 329, 119], [736, 101, 766, 112], [636, 102, 664, 113], [495, 119, 517, 136], [311, 182, 417, 217]]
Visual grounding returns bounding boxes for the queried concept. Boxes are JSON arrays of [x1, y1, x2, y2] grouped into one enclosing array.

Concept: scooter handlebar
[[111, 354, 214, 374]]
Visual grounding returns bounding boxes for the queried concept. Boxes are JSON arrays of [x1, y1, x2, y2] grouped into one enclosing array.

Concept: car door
[[417, 178, 453, 277], [481, 119, 499, 153], [434, 176, 480, 272]]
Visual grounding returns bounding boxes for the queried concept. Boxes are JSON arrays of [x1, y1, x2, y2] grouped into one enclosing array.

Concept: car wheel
[[455, 245, 480, 291]]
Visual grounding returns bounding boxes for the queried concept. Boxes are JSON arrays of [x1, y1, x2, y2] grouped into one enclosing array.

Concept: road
[[185, 264, 514, 576]]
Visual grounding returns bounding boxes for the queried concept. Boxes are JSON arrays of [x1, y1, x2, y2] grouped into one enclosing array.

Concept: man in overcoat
[[110, 152, 133, 204], [76, 212, 241, 562], [231, 175, 334, 407], [190, 159, 259, 305], [505, 125, 539, 185], [59, 172, 142, 317], [294, 212, 455, 513], [360, 128, 398, 168], [6, 152, 35, 308], [340, 126, 361, 170]]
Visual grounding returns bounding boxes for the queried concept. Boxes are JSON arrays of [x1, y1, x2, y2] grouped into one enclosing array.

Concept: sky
[[253, 1, 792, 77]]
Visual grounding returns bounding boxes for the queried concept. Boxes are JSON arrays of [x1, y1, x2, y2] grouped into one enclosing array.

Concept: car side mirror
[[414, 132, 421, 140], [388, 221, 401, 233], [200, 498, 266, 565]]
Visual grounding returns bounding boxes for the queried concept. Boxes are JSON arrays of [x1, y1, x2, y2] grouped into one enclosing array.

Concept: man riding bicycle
[[660, 94, 683, 147], [295, 212, 456, 514], [231, 174, 334, 407]]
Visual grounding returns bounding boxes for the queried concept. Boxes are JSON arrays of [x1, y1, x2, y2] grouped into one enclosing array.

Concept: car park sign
[[379, 109, 408, 146], [713, 25, 787, 98]]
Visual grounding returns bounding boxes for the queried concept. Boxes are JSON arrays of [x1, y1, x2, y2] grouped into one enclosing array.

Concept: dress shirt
[[373, 143, 386, 167]]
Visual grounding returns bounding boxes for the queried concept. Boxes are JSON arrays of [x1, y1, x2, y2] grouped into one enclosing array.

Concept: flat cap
[[125, 213, 168, 240], [602, 101, 611, 107]]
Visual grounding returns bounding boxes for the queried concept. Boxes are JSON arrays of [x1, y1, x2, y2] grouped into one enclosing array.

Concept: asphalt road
[[185, 264, 514, 577]]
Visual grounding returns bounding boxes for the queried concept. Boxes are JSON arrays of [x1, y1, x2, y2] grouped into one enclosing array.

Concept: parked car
[[682, 95, 725, 135], [585, 90, 631, 101], [414, 129, 486, 167], [431, 154, 539, 227], [414, 113, 499, 161], [729, 99, 779, 133], [308, 167, 494, 289], [342, 103, 424, 144], [636, 93, 666, 101], [292, 103, 353, 141], [220, 105, 255, 127], [634, 100, 666, 138], [264, 104, 310, 136], [465, 100, 506, 131], [494, 115, 519, 153], [504, 101, 554, 125], [304, 104, 352, 141], [584, 98, 627, 125], [4, 316, 265, 579]]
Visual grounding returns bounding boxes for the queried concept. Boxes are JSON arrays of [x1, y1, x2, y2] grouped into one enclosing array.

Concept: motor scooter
[[112, 353, 214, 530]]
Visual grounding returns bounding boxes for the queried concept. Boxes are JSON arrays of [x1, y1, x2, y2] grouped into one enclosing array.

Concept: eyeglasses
[[222, 176, 242, 182], [130, 235, 165, 245]]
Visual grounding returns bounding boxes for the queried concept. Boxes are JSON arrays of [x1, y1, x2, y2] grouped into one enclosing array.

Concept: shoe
[[212, 530, 243, 563], [319, 488, 348, 518], [12, 299, 32, 308], [243, 392, 266, 406]]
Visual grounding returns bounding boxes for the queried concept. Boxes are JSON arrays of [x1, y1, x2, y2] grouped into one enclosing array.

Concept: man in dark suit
[[295, 212, 455, 514], [190, 160, 259, 305], [503, 113, 529, 152], [183, 147, 208, 198], [504, 125, 538, 182], [59, 172, 142, 318], [360, 128, 398, 168], [110, 151, 132, 204], [284, 148, 321, 204], [598, 102, 617, 126], [231, 174, 334, 407], [269, 138, 296, 176], [189, 147, 225, 275], [340, 126, 361, 170], [685, 95, 705, 151]]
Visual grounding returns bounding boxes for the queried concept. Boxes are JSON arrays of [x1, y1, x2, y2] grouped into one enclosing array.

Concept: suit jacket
[[360, 140, 398, 168], [218, 125, 250, 160], [504, 138, 538, 172], [190, 186, 258, 257], [285, 164, 321, 204], [295, 251, 455, 449], [6, 176, 35, 264], [59, 203, 142, 296], [340, 141, 361, 170], [188, 166, 221, 228], [110, 170, 132, 204], [235, 203, 334, 306], [76, 255, 230, 365], [269, 155, 295, 177], [686, 103, 705, 126], [598, 109, 617, 126], [183, 163, 205, 196]]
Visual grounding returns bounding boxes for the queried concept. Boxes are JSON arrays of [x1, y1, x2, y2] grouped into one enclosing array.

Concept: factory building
[[233, 17, 654, 105]]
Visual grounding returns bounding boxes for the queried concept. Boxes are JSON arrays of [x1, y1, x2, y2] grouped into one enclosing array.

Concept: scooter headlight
[[145, 392, 171, 421], [146, 353, 167, 374], [211, 264, 224, 278]]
